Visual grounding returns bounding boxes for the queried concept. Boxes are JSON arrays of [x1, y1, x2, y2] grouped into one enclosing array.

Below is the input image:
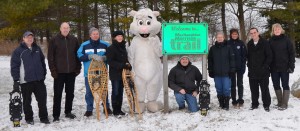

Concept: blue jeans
[[174, 92, 199, 112], [111, 80, 124, 108], [214, 76, 231, 96], [271, 72, 290, 90], [85, 77, 110, 111]]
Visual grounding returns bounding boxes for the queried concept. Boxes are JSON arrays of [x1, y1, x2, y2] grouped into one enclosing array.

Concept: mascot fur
[[127, 8, 163, 112]]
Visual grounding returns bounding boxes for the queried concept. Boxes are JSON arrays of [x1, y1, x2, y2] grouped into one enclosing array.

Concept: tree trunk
[[109, 3, 115, 38], [163, 0, 171, 22], [76, 0, 82, 43], [221, 2, 227, 39], [237, 0, 246, 42], [82, 1, 89, 41], [132, 0, 138, 11], [178, 0, 183, 23], [288, 0, 296, 51], [115, 4, 120, 31], [93, 2, 99, 29]]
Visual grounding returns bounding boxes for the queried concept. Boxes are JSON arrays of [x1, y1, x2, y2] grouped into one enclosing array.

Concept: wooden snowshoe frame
[[122, 69, 142, 119], [88, 59, 108, 120]]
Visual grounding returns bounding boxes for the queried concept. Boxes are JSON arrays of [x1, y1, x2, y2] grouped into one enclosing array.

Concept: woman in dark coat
[[227, 28, 247, 107], [269, 23, 295, 110], [107, 31, 132, 116], [208, 32, 235, 110]]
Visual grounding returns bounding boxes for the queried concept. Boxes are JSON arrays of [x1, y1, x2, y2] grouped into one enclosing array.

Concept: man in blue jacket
[[77, 27, 112, 117], [10, 31, 50, 125]]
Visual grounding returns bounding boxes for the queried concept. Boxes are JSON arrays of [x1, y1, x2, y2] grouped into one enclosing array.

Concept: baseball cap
[[23, 31, 34, 38]]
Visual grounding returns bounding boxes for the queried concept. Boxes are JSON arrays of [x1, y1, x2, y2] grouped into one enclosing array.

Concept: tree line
[[0, 0, 300, 56]]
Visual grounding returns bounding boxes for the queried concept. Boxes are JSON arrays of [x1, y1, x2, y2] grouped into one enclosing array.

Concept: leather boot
[[274, 89, 282, 108], [279, 90, 290, 110]]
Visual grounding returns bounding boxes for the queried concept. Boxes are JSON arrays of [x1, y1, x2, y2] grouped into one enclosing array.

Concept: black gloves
[[287, 68, 294, 73], [209, 71, 214, 78], [13, 81, 20, 92], [124, 63, 132, 71]]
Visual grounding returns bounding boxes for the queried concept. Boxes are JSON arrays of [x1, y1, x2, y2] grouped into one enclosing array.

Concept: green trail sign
[[162, 23, 208, 55]]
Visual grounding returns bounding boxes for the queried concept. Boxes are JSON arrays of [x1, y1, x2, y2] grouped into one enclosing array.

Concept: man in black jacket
[[227, 28, 247, 107], [48, 22, 81, 121], [106, 31, 131, 116], [247, 28, 272, 112], [11, 31, 50, 125], [168, 56, 202, 112]]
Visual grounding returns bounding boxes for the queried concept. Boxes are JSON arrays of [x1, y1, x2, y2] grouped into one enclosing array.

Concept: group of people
[[207, 24, 295, 112], [10, 22, 130, 125], [168, 23, 295, 113], [10, 22, 295, 125]]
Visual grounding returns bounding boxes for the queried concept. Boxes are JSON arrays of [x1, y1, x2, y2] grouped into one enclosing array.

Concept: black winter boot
[[217, 95, 224, 108], [223, 96, 230, 111]]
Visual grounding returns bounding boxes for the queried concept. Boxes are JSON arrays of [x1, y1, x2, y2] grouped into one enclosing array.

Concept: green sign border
[[162, 23, 208, 55]]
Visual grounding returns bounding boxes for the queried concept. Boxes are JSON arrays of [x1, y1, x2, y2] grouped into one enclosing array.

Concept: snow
[[1, 56, 300, 131]]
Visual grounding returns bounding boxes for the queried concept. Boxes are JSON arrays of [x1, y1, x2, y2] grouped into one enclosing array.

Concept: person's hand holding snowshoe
[[13, 81, 20, 92], [123, 63, 132, 71], [88, 54, 106, 62]]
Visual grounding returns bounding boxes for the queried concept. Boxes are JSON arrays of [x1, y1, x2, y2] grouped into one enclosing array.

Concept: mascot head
[[129, 8, 161, 38]]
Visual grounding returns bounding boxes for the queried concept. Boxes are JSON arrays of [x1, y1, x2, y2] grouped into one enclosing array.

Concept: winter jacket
[[227, 39, 247, 73], [107, 40, 129, 80], [11, 42, 46, 84], [269, 34, 295, 72], [48, 33, 81, 75], [77, 39, 110, 77], [247, 37, 272, 79], [208, 41, 235, 77], [168, 62, 202, 94]]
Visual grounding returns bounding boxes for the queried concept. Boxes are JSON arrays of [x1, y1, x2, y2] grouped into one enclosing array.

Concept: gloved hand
[[88, 54, 105, 62], [123, 63, 132, 71], [229, 72, 235, 78], [287, 68, 294, 73], [13, 81, 20, 92], [209, 71, 214, 78]]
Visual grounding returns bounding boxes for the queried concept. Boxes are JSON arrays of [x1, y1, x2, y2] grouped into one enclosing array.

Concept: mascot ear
[[153, 11, 160, 17], [129, 10, 137, 17]]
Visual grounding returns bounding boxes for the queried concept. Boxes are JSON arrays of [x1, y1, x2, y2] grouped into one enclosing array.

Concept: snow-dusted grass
[[0, 56, 299, 131]]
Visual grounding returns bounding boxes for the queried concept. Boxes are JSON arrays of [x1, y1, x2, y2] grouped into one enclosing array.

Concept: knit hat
[[112, 31, 124, 38], [179, 56, 190, 61]]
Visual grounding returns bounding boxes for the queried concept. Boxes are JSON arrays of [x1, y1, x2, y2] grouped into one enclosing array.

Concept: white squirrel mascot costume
[[127, 8, 163, 113]]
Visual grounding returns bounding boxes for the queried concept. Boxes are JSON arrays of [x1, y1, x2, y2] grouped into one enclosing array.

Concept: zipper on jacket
[[65, 37, 70, 72], [30, 48, 38, 80]]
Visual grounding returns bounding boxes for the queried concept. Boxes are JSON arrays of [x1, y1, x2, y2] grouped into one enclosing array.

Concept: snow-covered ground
[[0, 56, 299, 131]]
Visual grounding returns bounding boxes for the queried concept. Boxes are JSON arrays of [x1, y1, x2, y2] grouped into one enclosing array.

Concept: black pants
[[231, 72, 244, 101], [249, 78, 271, 108], [53, 73, 76, 118], [111, 80, 124, 112], [271, 72, 290, 90], [21, 80, 48, 121]]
